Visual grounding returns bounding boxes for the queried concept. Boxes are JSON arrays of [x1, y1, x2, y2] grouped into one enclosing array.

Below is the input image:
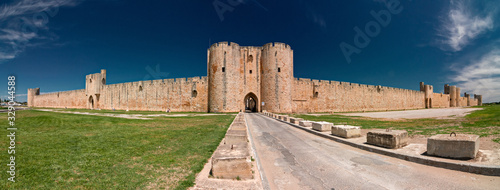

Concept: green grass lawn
[[293, 105, 500, 142], [0, 110, 234, 189], [34, 107, 227, 115]]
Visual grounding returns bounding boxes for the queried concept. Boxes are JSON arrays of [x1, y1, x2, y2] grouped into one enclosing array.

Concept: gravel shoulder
[[336, 107, 483, 119]]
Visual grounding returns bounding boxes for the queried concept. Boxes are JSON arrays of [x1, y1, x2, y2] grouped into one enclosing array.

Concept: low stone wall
[[211, 113, 253, 180], [211, 143, 252, 179]]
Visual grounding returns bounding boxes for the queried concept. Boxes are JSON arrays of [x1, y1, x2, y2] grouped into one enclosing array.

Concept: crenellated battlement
[[210, 42, 291, 51], [241, 46, 263, 51], [209, 41, 241, 49], [293, 77, 422, 93], [262, 42, 292, 50]]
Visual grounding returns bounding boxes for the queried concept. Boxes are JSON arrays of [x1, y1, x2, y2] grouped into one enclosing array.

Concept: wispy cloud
[[0, 0, 81, 63], [0, 93, 27, 101], [438, 0, 495, 51], [451, 49, 500, 103], [309, 11, 326, 29]]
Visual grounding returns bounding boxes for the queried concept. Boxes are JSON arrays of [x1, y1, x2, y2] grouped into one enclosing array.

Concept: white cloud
[[451, 49, 500, 103], [310, 12, 326, 29], [0, 0, 81, 63], [439, 0, 494, 51]]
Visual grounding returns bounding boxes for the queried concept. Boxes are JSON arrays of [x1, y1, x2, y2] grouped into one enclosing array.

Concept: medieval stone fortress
[[27, 42, 483, 112]]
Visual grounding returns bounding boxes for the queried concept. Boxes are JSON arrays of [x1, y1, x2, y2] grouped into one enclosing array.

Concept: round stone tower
[[449, 86, 457, 107], [207, 42, 242, 112], [260, 42, 293, 113]]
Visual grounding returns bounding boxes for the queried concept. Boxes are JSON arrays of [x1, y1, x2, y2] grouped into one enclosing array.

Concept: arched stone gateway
[[89, 96, 94, 109], [244, 93, 258, 112]]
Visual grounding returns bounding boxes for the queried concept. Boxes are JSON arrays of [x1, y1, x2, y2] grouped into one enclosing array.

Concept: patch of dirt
[[339, 108, 483, 119], [478, 136, 500, 150], [408, 134, 428, 144], [145, 166, 191, 189]]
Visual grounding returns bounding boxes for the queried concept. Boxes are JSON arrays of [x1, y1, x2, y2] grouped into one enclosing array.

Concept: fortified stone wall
[[430, 93, 450, 108], [31, 89, 87, 108], [30, 77, 208, 112], [99, 77, 208, 112], [28, 42, 484, 113], [458, 97, 468, 108], [470, 97, 478, 106], [292, 78, 425, 113]]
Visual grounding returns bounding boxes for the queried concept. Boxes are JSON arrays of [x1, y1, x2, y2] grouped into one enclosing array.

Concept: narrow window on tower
[[278, 67, 281, 72], [249, 70, 252, 74], [222, 67, 225, 72]]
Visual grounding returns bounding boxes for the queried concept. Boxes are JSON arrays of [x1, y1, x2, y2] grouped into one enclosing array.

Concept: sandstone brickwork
[[28, 42, 483, 113], [293, 79, 424, 113]]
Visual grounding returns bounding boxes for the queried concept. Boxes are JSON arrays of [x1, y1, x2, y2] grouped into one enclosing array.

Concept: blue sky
[[1, 0, 499, 103]]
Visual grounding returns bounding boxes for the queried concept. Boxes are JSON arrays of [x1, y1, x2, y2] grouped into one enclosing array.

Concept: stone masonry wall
[[98, 76, 208, 112], [292, 78, 425, 113], [32, 89, 87, 108], [470, 98, 478, 106], [29, 42, 483, 113], [458, 97, 467, 107], [261, 42, 293, 113], [31, 77, 208, 112], [431, 93, 450, 108]]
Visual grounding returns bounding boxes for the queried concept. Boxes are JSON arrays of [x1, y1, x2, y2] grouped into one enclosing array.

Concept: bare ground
[[336, 107, 483, 119]]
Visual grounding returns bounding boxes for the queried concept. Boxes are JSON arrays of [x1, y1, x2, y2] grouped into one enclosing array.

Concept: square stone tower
[[207, 42, 293, 113], [85, 69, 106, 109]]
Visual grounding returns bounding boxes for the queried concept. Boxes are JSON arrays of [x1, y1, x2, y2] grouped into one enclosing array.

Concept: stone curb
[[261, 113, 500, 177]]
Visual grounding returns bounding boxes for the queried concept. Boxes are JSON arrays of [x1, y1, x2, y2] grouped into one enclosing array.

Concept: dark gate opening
[[244, 93, 258, 112], [89, 96, 94, 109]]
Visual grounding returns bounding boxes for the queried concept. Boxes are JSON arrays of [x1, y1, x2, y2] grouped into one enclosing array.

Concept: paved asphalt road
[[245, 113, 500, 190]]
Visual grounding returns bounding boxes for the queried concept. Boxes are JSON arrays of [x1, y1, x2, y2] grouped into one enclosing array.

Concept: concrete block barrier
[[331, 125, 361, 138], [281, 115, 289, 122], [299, 120, 314, 128], [312, 121, 333, 132], [427, 134, 479, 159], [367, 129, 408, 149], [290, 117, 303, 124]]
